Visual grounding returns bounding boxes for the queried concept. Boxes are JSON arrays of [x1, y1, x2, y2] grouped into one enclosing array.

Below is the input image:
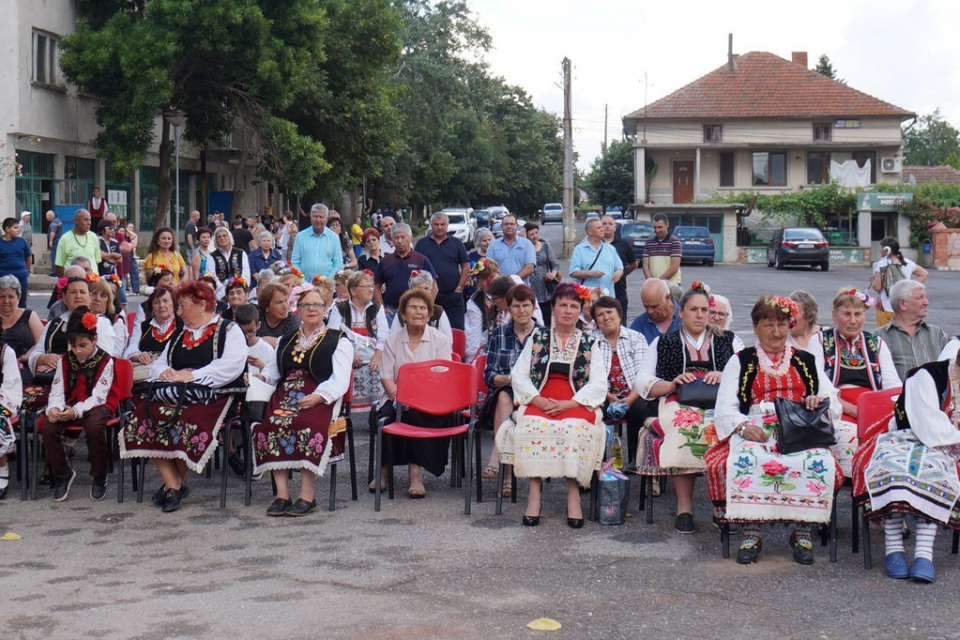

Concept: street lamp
[[164, 110, 187, 243]]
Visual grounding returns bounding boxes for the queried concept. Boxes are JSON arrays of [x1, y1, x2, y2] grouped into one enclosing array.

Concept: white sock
[[914, 520, 938, 562], [0, 463, 8, 489], [883, 516, 904, 555]]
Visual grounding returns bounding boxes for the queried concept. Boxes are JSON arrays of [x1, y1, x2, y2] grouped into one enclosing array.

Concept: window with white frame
[[32, 30, 60, 86]]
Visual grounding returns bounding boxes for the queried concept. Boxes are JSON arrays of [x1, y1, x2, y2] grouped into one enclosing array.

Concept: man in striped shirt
[[641, 212, 682, 285]]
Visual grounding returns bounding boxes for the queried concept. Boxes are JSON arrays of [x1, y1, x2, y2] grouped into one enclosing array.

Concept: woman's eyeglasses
[[708, 310, 729, 319], [299, 303, 324, 311]]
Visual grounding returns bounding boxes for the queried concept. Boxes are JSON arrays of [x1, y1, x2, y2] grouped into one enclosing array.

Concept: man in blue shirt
[[485, 214, 535, 281], [569, 218, 623, 295], [291, 203, 343, 281], [630, 278, 681, 344], [415, 213, 470, 330]]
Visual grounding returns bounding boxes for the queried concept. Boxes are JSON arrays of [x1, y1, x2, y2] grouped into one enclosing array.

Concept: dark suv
[[766, 227, 829, 271]]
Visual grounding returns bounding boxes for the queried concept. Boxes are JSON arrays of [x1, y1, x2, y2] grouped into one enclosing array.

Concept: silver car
[[541, 203, 563, 223]]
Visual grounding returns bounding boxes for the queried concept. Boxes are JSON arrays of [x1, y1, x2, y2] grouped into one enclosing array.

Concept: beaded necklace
[[292, 326, 327, 364], [758, 345, 792, 378], [182, 321, 218, 349], [150, 318, 176, 343]]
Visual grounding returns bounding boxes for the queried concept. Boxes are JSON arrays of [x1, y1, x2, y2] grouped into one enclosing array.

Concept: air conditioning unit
[[880, 157, 902, 173]]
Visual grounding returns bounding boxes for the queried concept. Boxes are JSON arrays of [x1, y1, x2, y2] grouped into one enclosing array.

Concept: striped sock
[[883, 516, 905, 555], [914, 521, 938, 562]]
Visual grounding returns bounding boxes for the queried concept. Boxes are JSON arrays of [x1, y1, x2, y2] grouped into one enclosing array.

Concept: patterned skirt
[[22, 382, 51, 413], [831, 386, 871, 478], [252, 369, 345, 477], [350, 327, 384, 411], [495, 373, 605, 488], [120, 390, 236, 473], [863, 430, 960, 527], [705, 409, 842, 524], [636, 395, 718, 476], [0, 410, 14, 456]]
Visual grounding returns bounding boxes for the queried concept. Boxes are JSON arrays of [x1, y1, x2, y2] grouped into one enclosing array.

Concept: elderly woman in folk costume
[[387, 270, 453, 340], [807, 288, 901, 476], [464, 258, 501, 362], [0, 322, 23, 499], [134, 265, 178, 326], [121, 281, 247, 513], [634, 282, 738, 534], [496, 282, 608, 529], [707, 295, 842, 565], [327, 270, 389, 410], [253, 279, 354, 517], [856, 351, 960, 583], [87, 274, 127, 357]]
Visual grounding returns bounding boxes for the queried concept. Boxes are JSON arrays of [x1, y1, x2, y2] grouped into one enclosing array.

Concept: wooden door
[[673, 161, 694, 203]]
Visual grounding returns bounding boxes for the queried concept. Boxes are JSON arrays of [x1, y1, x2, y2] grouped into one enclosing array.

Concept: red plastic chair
[[127, 312, 137, 337], [473, 354, 488, 397], [374, 359, 479, 514], [451, 328, 467, 362]]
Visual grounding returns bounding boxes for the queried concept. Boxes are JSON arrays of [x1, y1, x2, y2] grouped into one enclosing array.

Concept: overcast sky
[[470, 0, 960, 170]]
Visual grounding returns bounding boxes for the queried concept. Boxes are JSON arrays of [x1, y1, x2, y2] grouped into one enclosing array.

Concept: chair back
[[856, 387, 902, 442], [451, 328, 467, 361], [474, 354, 488, 395], [108, 358, 135, 412], [344, 372, 355, 404], [450, 352, 462, 363], [127, 312, 137, 337], [396, 359, 478, 416]]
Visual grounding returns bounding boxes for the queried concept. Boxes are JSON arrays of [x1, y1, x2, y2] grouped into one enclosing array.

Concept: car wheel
[[821, 260, 829, 272], [706, 259, 714, 267], [775, 252, 784, 270]]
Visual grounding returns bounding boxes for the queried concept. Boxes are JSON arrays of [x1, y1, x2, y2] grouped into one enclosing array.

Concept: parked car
[[541, 203, 563, 224], [487, 205, 510, 220], [620, 221, 655, 258], [440, 208, 477, 247], [474, 208, 492, 229], [605, 206, 625, 219], [585, 211, 600, 222], [766, 227, 830, 271], [674, 226, 716, 266]]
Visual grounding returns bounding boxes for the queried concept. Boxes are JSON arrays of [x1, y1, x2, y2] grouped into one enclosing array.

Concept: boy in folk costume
[[40, 306, 117, 502]]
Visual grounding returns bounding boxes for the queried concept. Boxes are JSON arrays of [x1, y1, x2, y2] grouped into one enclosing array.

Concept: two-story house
[[622, 50, 915, 263]]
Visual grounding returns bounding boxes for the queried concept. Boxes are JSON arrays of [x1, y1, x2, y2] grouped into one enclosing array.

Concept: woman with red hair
[[120, 280, 246, 512]]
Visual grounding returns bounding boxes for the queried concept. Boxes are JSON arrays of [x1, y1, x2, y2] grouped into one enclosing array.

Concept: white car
[[439, 208, 476, 247]]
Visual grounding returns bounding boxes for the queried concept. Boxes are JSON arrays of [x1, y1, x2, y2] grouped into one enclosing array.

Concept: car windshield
[[622, 223, 653, 239], [446, 214, 466, 225], [544, 204, 562, 212], [676, 228, 710, 238], [784, 229, 824, 241]]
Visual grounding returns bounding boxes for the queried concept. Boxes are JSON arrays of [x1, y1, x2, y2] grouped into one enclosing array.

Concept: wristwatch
[[455, 286, 463, 292]]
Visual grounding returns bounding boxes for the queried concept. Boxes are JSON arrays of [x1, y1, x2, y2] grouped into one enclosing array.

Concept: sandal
[[482, 465, 498, 479], [408, 480, 425, 499], [501, 484, 512, 498]]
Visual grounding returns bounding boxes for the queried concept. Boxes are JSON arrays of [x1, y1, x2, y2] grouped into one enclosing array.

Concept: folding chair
[[217, 399, 265, 509], [326, 374, 358, 511], [451, 328, 467, 362], [374, 359, 479, 514]]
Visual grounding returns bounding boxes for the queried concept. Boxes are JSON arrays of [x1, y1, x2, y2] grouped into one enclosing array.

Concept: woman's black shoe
[[567, 516, 585, 529], [161, 487, 185, 513], [287, 498, 317, 517], [267, 498, 292, 517], [522, 511, 541, 527], [151, 485, 167, 507], [228, 453, 246, 478]]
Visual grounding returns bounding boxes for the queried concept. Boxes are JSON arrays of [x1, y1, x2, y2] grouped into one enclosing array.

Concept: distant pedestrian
[[46, 211, 63, 277], [88, 187, 108, 228], [19, 212, 33, 255], [184, 210, 200, 279], [642, 212, 682, 285]]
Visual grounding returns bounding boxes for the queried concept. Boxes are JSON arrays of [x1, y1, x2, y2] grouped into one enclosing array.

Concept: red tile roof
[[624, 52, 914, 121], [902, 165, 960, 184]]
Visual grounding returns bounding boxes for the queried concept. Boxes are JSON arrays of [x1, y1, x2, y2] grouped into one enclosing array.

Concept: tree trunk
[[200, 146, 208, 221], [154, 119, 174, 233], [229, 144, 250, 220]]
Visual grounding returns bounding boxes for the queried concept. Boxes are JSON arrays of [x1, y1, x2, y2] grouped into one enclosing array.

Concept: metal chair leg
[[852, 497, 860, 554], [474, 430, 483, 504], [328, 463, 337, 512], [31, 412, 41, 500], [829, 501, 838, 563], [374, 420, 383, 511], [346, 416, 357, 501], [862, 510, 873, 570], [19, 410, 29, 501], [721, 523, 730, 559], [464, 428, 473, 516], [645, 476, 654, 524], [495, 463, 504, 515], [137, 457, 147, 503], [952, 529, 959, 555], [244, 421, 253, 507], [219, 425, 230, 509]]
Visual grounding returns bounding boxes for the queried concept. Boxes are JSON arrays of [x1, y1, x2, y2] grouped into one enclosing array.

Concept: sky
[[469, 0, 960, 170]]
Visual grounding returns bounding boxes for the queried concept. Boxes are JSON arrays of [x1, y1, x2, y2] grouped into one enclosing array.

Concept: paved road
[[7, 230, 960, 639]]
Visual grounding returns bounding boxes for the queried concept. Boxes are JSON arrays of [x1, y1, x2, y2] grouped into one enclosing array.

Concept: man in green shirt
[[55, 209, 101, 276]]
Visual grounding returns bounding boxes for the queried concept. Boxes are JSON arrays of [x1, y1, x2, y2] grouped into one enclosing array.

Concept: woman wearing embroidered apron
[[120, 281, 246, 513], [327, 270, 387, 410], [634, 282, 737, 533], [208, 226, 251, 289], [809, 289, 900, 476], [496, 283, 608, 528], [253, 281, 353, 517], [124, 286, 181, 383], [0, 324, 23, 499], [388, 271, 453, 340], [859, 352, 960, 583], [708, 295, 842, 565]]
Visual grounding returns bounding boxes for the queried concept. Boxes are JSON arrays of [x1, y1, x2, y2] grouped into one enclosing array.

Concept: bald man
[[55, 209, 101, 276], [629, 278, 681, 344]]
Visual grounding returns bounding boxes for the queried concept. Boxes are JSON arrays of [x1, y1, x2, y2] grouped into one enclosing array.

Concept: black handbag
[[677, 378, 719, 409], [773, 397, 835, 455]]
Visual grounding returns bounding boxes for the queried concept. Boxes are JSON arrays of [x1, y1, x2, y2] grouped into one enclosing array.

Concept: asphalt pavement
[[6, 231, 960, 639]]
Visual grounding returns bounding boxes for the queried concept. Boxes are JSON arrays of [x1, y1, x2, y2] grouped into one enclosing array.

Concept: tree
[[814, 54, 845, 83], [904, 110, 960, 168], [60, 0, 330, 231], [584, 139, 635, 210]]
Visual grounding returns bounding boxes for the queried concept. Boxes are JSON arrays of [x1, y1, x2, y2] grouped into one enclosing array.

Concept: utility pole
[[562, 57, 575, 259], [602, 103, 608, 154]]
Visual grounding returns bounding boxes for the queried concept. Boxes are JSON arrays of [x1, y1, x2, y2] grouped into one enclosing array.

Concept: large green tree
[[61, 0, 332, 230], [584, 139, 635, 210], [904, 110, 960, 168]]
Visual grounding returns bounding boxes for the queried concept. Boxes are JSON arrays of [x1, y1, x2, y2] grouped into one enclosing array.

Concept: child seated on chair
[[40, 306, 117, 502], [235, 303, 275, 378]]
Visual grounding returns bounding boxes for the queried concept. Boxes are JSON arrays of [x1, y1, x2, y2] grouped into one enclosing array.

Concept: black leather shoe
[[287, 498, 317, 517], [228, 453, 246, 478], [161, 487, 185, 513], [675, 512, 695, 534], [267, 498, 292, 517], [567, 516, 584, 529], [790, 533, 814, 565], [151, 484, 167, 507], [522, 512, 541, 527], [736, 538, 762, 564]]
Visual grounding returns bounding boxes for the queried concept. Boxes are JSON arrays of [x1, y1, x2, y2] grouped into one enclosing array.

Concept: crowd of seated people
[[4, 215, 960, 585]]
